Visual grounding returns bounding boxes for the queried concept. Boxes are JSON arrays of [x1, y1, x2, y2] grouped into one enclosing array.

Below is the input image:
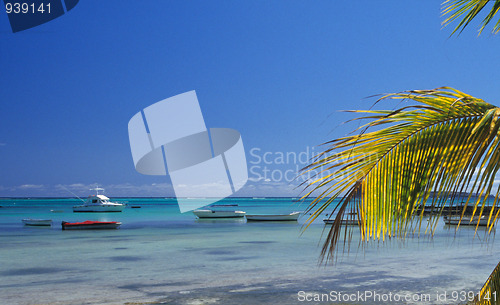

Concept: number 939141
[[5, 2, 51, 14]]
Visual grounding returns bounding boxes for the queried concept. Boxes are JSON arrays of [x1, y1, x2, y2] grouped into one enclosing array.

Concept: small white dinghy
[[193, 209, 246, 218], [22, 219, 52, 226], [246, 212, 300, 221]]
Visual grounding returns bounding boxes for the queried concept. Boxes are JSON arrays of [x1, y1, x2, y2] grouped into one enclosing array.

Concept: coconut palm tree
[[443, 0, 500, 35], [302, 88, 500, 304]]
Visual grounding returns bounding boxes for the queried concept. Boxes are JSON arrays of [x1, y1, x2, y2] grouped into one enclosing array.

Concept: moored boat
[[443, 215, 492, 226], [61, 220, 122, 230], [73, 188, 125, 213], [246, 212, 300, 221], [22, 219, 52, 226], [193, 209, 246, 218]]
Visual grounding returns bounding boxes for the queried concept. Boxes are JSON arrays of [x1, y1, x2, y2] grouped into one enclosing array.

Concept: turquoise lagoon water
[[0, 197, 499, 305]]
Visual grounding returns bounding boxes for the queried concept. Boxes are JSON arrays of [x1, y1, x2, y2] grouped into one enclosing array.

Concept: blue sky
[[1, 1, 500, 197]]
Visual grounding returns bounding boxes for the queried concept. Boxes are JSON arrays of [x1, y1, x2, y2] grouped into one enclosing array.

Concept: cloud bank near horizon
[[0, 180, 304, 198]]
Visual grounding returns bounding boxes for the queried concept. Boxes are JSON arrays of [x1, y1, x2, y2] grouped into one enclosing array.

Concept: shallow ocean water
[[0, 198, 499, 305]]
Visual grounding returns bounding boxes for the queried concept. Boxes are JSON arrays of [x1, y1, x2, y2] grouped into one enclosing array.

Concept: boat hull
[[73, 205, 125, 213], [61, 221, 121, 230], [22, 219, 52, 226], [246, 212, 300, 221], [193, 210, 246, 218], [443, 216, 491, 226]]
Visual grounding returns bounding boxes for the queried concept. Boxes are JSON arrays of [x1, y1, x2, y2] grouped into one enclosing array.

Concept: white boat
[[246, 212, 300, 221], [22, 219, 52, 226], [443, 215, 492, 226], [193, 209, 246, 218], [195, 218, 245, 223], [73, 188, 125, 213]]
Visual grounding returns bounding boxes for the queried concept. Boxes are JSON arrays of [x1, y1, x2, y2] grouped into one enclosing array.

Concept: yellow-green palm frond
[[475, 259, 500, 304], [301, 87, 500, 263], [442, 0, 500, 35]]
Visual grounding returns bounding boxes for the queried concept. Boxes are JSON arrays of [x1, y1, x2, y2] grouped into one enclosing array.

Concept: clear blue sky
[[1, 1, 499, 197]]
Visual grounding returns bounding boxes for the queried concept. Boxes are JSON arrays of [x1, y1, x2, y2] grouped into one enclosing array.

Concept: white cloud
[[0, 179, 308, 198], [18, 184, 44, 189], [247, 176, 274, 183], [52, 182, 176, 197], [232, 179, 300, 197], [55, 183, 91, 190]]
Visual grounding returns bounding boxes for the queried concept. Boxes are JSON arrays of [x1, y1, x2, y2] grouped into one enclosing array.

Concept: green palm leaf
[[442, 0, 500, 35], [475, 259, 500, 304], [303, 87, 500, 303], [302, 87, 500, 264]]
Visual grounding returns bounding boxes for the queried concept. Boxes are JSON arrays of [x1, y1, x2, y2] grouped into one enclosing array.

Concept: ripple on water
[[216, 256, 260, 261], [204, 249, 237, 255], [238, 241, 276, 244], [108, 255, 146, 262], [1, 267, 70, 276]]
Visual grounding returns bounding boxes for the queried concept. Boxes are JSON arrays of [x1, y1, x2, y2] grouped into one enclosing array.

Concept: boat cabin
[[87, 194, 110, 204]]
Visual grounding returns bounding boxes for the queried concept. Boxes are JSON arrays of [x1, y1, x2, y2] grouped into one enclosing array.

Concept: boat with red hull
[[61, 221, 121, 230]]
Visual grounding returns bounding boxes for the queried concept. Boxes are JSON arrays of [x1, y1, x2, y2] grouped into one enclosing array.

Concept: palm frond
[[442, 0, 500, 35], [474, 259, 500, 304], [301, 87, 500, 263]]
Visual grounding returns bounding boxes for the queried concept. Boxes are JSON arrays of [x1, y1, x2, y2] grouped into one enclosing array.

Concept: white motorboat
[[193, 209, 246, 218], [443, 215, 492, 226], [246, 212, 300, 221], [22, 219, 52, 226], [73, 188, 125, 213]]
